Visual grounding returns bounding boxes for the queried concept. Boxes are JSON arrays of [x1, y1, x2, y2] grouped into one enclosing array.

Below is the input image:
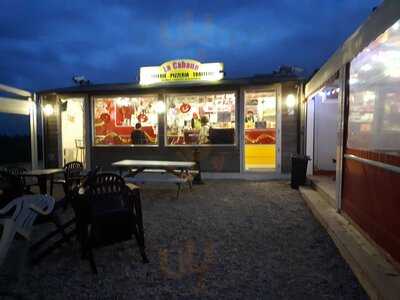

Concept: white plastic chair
[[0, 194, 55, 266]]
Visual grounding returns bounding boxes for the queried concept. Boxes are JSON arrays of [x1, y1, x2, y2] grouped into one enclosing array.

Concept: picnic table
[[22, 168, 64, 194], [112, 160, 197, 199], [112, 160, 196, 174]]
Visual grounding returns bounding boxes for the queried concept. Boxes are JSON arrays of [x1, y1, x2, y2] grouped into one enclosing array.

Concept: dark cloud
[[0, 0, 382, 91]]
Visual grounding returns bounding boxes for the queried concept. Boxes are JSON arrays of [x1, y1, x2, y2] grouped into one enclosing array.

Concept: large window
[[0, 113, 31, 164], [93, 95, 159, 145], [165, 93, 236, 145], [348, 19, 400, 156]]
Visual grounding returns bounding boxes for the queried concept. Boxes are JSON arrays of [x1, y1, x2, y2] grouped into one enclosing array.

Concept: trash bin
[[291, 155, 310, 189]]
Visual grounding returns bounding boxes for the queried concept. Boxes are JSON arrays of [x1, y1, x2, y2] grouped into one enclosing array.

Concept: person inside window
[[245, 110, 256, 129], [191, 112, 201, 130], [199, 116, 210, 144], [131, 123, 148, 145]]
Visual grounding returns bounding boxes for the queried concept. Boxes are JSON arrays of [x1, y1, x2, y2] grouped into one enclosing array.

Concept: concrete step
[[299, 186, 400, 300], [309, 176, 336, 209]]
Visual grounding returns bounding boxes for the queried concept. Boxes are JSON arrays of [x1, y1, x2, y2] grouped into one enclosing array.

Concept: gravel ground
[[1, 181, 368, 299]]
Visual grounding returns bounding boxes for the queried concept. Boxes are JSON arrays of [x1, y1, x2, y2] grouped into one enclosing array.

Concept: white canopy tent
[[0, 83, 39, 169], [305, 0, 400, 98]]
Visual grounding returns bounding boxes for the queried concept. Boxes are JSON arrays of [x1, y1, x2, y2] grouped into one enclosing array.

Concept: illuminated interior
[[93, 95, 159, 145], [349, 19, 400, 156], [244, 91, 276, 170], [165, 93, 236, 145], [308, 79, 340, 174], [61, 98, 85, 164]]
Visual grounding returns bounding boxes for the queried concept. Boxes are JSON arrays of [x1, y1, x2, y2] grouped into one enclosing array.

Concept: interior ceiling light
[[349, 77, 359, 85], [360, 64, 373, 72], [363, 91, 376, 102], [392, 20, 400, 31], [154, 100, 166, 114]]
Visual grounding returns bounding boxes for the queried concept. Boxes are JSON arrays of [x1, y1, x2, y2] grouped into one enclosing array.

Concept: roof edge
[[37, 74, 304, 95], [305, 0, 400, 98]]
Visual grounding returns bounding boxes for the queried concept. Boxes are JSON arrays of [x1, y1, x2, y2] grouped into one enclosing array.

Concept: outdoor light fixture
[[286, 94, 296, 115], [43, 104, 54, 116], [154, 100, 166, 114]]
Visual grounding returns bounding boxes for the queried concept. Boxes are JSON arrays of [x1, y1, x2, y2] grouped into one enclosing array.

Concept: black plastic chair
[[3, 163, 82, 264], [64, 161, 84, 182], [30, 167, 100, 265], [5, 166, 38, 193], [0, 171, 25, 208], [72, 173, 148, 273], [50, 161, 84, 197]]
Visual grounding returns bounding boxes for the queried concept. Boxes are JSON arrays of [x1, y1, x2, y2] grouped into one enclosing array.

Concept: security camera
[[72, 75, 90, 86]]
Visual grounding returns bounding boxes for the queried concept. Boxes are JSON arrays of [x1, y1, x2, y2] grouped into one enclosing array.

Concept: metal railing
[[344, 154, 400, 174]]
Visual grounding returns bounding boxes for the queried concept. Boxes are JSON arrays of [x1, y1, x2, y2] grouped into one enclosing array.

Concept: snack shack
[[38, 60, 303, 178]]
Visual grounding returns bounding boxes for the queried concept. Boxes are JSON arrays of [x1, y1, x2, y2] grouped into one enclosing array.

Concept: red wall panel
[[342, 152, 400, 263]]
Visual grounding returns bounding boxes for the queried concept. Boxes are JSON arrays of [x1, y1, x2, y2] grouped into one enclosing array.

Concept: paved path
[[301, 185, 400, 300], [2, 181, 367, 299]]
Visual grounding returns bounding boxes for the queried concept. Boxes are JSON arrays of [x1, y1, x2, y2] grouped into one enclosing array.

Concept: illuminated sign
[[140, 59, 224, 85]]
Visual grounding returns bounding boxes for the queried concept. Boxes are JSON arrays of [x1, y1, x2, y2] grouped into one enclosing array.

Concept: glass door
[[244, 91, 277, 170], [61, 97, 85, 166]]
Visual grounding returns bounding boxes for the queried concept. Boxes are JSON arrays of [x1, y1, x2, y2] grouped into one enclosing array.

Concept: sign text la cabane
[[140, 59, 224, 85]]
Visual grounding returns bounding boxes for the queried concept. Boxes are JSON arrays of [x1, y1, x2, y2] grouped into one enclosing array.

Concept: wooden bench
[[128, 168, 199, 175], [124, 171, 192, 200]]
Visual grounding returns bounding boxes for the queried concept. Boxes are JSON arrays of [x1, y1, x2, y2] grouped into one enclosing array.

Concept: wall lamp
[[43, 104, 54, 116], [286, 94, 297, 115]]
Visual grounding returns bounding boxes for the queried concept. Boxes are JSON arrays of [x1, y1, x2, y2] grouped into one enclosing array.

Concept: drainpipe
[[30, 93, 38, 169], [296, 82, 303, 155]]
